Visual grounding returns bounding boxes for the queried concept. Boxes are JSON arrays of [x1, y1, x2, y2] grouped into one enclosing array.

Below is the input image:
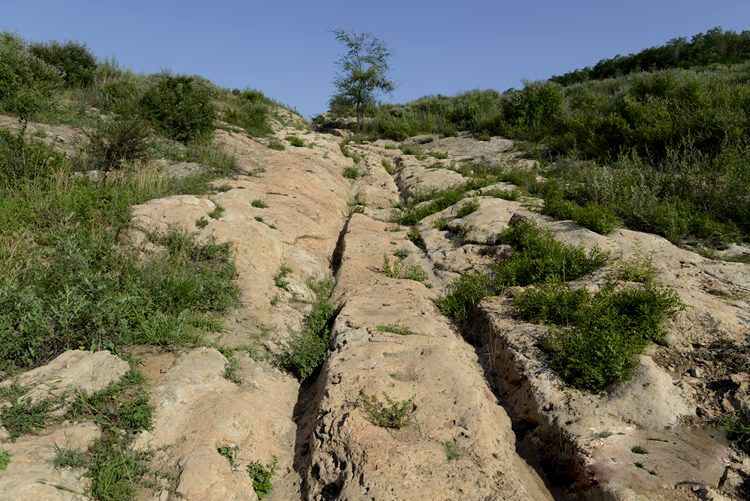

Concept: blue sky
[[2, 1, 749, 117]]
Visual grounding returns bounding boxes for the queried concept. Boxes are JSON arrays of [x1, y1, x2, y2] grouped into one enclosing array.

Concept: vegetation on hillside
[[332, 28, 750, 250]]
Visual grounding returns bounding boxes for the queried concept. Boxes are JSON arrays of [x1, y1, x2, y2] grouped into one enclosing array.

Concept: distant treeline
[[550, 27, 750, 85]]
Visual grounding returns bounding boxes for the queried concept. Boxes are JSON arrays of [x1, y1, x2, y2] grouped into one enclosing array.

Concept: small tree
[[331, 29, 394, 130]]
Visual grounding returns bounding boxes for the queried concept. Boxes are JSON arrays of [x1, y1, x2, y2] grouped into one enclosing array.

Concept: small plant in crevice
[[613, 254, 658, 284], [375, 324, 415, 336], [342, 166, 360, 179], [482, 188, 521, 201], [217, 445, 237, 467], [52, 445, 87, 469], [287, 135, 305, 147], [406, 226, 421, 244], [400, 144, 420, 156], [429, 151, 448, 159], [394, 248, 409, 259], [434, 217, 449, 230], [252, 198, 268, 208], [247, 456, 278, 499], [0, 449, 9, 470], [268, 139, 285, 151], [631, 445, 648, 454], [456, 199, 480, 218], [208, 204, 225, 220], [359, 393, 413, 429], [435, 272, 494, 325], [339, 141, 363, 163], [273, 264, 292, 289], [277, 277, 336, 381], [381, 158, 395, 175], [223, 355, 242, 384], [722, 415, 750, 453], [0, 391, 65, 441], [403, 264, 428, 284], [443, 441, 460, 461], [383, 254, 403, 278]]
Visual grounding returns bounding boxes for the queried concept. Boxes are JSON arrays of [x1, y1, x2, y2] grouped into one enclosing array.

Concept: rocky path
[[1, 123, 748, 500]]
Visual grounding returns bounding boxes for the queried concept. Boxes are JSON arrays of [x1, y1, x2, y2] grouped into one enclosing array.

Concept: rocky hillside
[[0, 100, 748, 501]]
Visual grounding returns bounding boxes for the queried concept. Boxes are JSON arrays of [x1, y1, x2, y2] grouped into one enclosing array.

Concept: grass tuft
[[359, 393, 412, 429]]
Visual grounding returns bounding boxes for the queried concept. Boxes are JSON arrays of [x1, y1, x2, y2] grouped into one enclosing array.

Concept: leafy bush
[[513, 281, 589, 325], [342, 166, 360, 179], [456, 199, 480, 218], [247, 457, 278, 499], [84, 115, 151, 170], [359, 393, 412, 429], [140, 74, 215, 142], [287, 135, 305, 147], [277, 278, 336, 380], [545, 284, 682, 392], [28, 40, 97, 88], [723, 415, 750, 453], [397, 179, 489, 225], [494, 220, 608, 286], [225, 102, 271, 137], [0, 449, 9, 470], [435, 272, 493, 325]]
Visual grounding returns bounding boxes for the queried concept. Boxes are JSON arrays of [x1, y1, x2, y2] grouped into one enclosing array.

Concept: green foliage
[[0, 137, 239, 372], [397, 179, 489, 225], [382, 254, 402, 278], [406, 226, 421, 243], [224, 90, 272, 137], [393, 248, 409, 259], [494, 221, 608, 286], [400, 144, 420, 156], [375, 324, 414, 336], [208, 204, 224, 219], [435, 272, 494, 325], [359, 393, 412, 429], [482, 188, 521, 201], [181, 139, 239, 173], [67, 370, 153, 433], [331, 29, 394, 129], [277, 278, 336, 380], [287, 135, 305, 147], [273, 264, 292, 288], [551, 27, 750, 85], [84, 115, 152, 170], [381, 158, 395, 174], [0, 127, 68, 184], [252, 199, 268, 208], [433, 217, 448, 230], [0, 33, 61, 121], [268, 139, 285, 150], [614, 254, 658, 283], [514, 282, 589, 325], [631, 445, 648, 454], [342, 166, 360, 179], [217, 445, 237, 466], [196, 217, 208, 228], [339, 141, 362, 163], [28, 40, 96, 88], [443, 441, 460, 461], [247, 457, 278, 499], [0, 394, 61, 440], [53, 445, 87, 469], [456, 199, 480, 218], [140, 74, 216, 142], [723, 415, 750, 453], [86, 434, 152, 501], [546, 284, 682, 392], [0, 449, 9, 470], [403, 264, 428, 283]]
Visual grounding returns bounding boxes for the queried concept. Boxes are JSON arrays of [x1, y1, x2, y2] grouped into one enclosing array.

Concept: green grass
[[456, 199, 480, 218], [208, 204, 225, 219], [723, 415, 750, 453], [339, 141, 363, 163], [251, 198, 268, 208], [381, 158, 395, 174], [224, 94, 272, 137], [482, 188, 522, 201], [514, 282, 590, 325], [403, 264, 428, 283], [247, 457, 278, 500], [396, 179, 490, 225], [217, 445, 237, 466], [631, 445, 648, 454], [277, 278, 336, 381], [0, 393, 62, 440], [613, 254, 659, 284], [287, 135, 305, 147], [382, 254, 402, 278], [375, 324, 414, 336], [268, 139, 285, 151], [0, 134, 239, 373], [443, 441, 460, 461], [0, 449, 9, 470], [400, 144, 421, 156], [342, 166, 360, 179], [85, 434, 153, 501], [53, 445, 88, 469], [359, 393, 412, 429], [429, 151, 448, 159], [195, 217, 208, 228], [435, 272, 493, 325], [273, 264, 292, 289], [434, 217, 448, 230]]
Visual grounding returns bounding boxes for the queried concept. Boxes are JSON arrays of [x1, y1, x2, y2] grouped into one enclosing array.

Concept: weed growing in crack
[[248, 456, 278, 499], [277, 277, 336, 380], [208, 204, 225, 219], [396, 179, 490, 225], [342, 166, 360, 179], [613, 254, 658, 284], [52, 445, 87, 469], [223, 355, 242, 384], [381, 158, 395, 174], [403, 264, 428, 283], [394, 248, 409, 259], [722, 415, 750, 453], [339, 141, 363, 163], [217, 445, 237, 467], [359, 393, 413, 429], [195, 217, 209, 228], [443, 441, 460, 461], [0, 449, 9, 470], [287, 135, 305, 147], [252, 198, 268, 208], [456, 199, 480, 218], [268, 139, 285, 150], [0, 391, 65, 440], [434, 217, 449, 230], [435, 272, 493, 325], [631, 445, 648, 454], [383, 254, 403, 278], [482, 188, 521, 201], [273, 264, 292, 289]]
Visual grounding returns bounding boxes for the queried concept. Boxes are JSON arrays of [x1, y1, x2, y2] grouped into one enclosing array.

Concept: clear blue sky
[[2, 0, 749, 117]]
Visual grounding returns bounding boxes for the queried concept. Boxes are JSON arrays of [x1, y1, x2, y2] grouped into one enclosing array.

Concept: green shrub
[[542, 193, 619, 235], [400, 144, 420, 156], [547, 284, 682, 392], [251, 199, 268, 208], [208, 204, 224, 220], [268, 139, 285, 151], [397, 179, 489, 225], [287, 135, 305, 147], [514, 282, 589, 325], [342, 166, 360, 179], [375, 324, 414, 335], [247, 457, 278, 499], [86, 435, 152, 501], [456, 199, 480, 218], [434, 217, 448, 230], [483, 188, 521, 201], [443, 441, 460, 461], [84, 115, 152, 170], [225, 102, 271, 137], [359, 393, 412, 429], [0, 449, 9, 470], [140, 74, 215, 142], [340, 141, 362, 163], [723, 415, 750, 453], [381, 158, 395, 174], [494, 221, 608, 286], [403, 264, 428, 283], [277, 278, 336, 380], [28, 40, 96, 88], [435, 272, 494, 324]]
